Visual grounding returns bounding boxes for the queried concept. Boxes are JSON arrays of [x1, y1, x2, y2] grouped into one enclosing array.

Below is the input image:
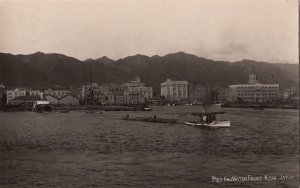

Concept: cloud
[[214, 43, 248, 55], [0, 0, 297, 63]]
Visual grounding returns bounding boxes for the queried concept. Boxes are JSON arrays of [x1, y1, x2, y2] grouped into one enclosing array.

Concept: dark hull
[[123, 117, 177, 124]]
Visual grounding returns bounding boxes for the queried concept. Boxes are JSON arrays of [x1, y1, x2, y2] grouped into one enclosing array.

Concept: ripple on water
[[0, 107, 298, 187]]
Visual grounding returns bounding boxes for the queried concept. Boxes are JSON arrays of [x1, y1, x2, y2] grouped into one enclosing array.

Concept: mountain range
[[0, 51, 298, 92]]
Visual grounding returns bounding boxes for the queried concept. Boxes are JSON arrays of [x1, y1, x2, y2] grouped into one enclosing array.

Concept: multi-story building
[[108, 88, 145, 105], [6, 88, 27, 103], [122, 76, 153, 100], [215, 88, 229, 103], [108, 88, 125, 104], [161, 79, 188, 100], [45, 87, 71, 98], [29, 89, 42, 97], [0, 84, 6, 109], [5, 86, 72, 104], [82, 83, 116, 104], [280, 87, 298, 100], [228, 74, 279, 103], [188, 84, 210, 103], [101, 76, 152, 105], [81, 76, 152, 105]]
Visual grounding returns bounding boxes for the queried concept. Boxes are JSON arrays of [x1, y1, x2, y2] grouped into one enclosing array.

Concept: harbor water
[[0, 106, 298, 187]]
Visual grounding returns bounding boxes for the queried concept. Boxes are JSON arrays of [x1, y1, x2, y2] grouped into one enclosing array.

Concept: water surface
[[0, 106, 298, 187]]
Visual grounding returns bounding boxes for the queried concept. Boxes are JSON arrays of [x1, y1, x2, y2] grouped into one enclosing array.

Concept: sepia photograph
[[0, 0, 298, 187]]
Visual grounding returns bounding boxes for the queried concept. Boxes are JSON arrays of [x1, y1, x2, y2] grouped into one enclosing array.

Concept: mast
[[89, 65, 92, 85], [88, 65, 94, 105]]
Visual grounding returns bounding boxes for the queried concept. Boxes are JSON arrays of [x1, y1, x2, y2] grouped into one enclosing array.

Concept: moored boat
[[185, 120, 230, 128], [185, 111, 230, 128], [56, 110, 70, 113], [123, 116, 177, 124], [86, 110, 102, 114]]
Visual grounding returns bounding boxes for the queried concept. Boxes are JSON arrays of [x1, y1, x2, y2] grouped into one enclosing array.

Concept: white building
[[228, 74, 279, 103], [160, 79, 188, 100], [6, 88, 26, 103], [121, 76, 153, 100], [51, 87, 71, 98], [29, 89, 42, 96]]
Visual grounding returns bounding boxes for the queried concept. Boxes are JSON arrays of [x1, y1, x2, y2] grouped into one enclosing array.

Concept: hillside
[[0, 52, 298, 91]]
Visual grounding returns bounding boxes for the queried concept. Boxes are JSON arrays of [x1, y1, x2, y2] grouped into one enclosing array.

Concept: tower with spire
[[248, 73, 258, 84]]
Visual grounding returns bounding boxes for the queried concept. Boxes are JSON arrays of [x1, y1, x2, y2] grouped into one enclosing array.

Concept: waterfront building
[[44, 95, 59, 105], [280, 87, 298, 100], [7, 96, 50, 111], [29, 89, 42, 96], [7, 96, 41, 110], [93, 84, 110, 103], [44, 87, 71, 98], [82, 83, 116, 104], [127, 93, 144, 104], [108, 88, 126, 104], [214, 88, 229, 103], [0, 84, 6, 108], [160, 79, 188, 100], [44, 94, 79, 105], [188, 84, 210, 103], [228, 74, 279, 103], [108, 88, 145, 105], [88, 76, 152, 105], [58, 95, 79, 105], [6, 88, 26, 103], [122, 76, 153, 100]]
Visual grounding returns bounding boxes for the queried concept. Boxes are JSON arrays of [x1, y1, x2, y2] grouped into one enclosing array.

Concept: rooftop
[[10, 96, 41, 101]]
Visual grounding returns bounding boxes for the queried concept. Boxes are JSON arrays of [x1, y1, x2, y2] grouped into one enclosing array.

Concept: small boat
[[212, 103, 222, 106], [86, 111, 102, 114], [185, 111, 230, 128], [123, 116, 177, 124], [281, 106, 298, 109], [34, 104, 52, 113], [56, 110, 70, 113], [185, 120, 230, 128], [143, 107, 152, 111]]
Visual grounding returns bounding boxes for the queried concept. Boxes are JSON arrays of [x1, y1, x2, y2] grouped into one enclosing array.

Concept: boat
[[123, 116, 177, 124], [281, 105, 299, 109], [185, 111, 230, 128], [56, 110, 70, 113], [143, 107, 152, 111], [86, 110, 102, 114], [34, 104, 52, 113], [185, 120, 230, 128], [212, 103, 222, 106]]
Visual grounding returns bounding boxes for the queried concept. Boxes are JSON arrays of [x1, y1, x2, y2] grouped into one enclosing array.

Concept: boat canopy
[[191, 111, 225, 116]]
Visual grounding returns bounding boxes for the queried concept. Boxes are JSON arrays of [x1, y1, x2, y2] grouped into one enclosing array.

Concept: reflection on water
[[0, 106, 298, 187]]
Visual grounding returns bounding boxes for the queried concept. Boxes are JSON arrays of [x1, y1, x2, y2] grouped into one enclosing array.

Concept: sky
[[0, 0, 298, 63]]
